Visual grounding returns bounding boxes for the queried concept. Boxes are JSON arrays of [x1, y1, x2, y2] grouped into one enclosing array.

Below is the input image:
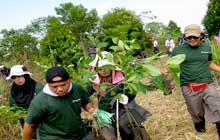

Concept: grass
[[138, 89, 218, 140], [0, 56, 219, 140]]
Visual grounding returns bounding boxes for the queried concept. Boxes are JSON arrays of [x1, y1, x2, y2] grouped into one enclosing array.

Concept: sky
[[0, 0, 209, 32]]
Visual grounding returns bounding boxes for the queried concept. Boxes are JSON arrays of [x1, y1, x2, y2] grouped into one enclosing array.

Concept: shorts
[[181, 82, 220, 123]]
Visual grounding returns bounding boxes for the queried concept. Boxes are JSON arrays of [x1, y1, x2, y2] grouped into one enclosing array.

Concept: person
[[7, 65, 43, 108], [169, 38, 175, 54], [0, 64, 10, 79], [23, 66, 96, 140], [86, 51, 152, 140], [165, 39, 170, 55], [133, 50, 147, 59], [6, 64, 43, 139], [161, 24, 220, 139], [178, 35, 186, 45], [88, 47, 96, 58], [153, 38, 159, 54]]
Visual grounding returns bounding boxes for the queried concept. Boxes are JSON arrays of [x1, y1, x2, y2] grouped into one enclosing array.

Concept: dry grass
[[137, 55, 218, 140], [137, 89, 218, 140], [0, 58, 219, 140]]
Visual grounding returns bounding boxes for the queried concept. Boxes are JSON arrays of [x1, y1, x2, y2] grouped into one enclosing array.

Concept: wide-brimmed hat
[[6, 65, 32, 80], [89, 51, 117, 69], [184, 24, 202, 37], [88, 51, 124, 84]]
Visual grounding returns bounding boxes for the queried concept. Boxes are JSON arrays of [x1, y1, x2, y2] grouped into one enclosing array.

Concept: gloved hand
[[95, 109, 114, 125]]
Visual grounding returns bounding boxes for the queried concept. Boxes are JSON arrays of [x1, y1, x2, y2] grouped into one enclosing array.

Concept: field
[[0, 57, 219, 140], [138, 89, 218, 140]]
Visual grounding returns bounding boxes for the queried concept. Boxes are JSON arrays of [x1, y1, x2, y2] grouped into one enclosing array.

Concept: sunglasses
[[186, 36, 199, 40]]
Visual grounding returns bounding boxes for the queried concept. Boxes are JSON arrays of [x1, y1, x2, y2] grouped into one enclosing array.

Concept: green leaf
[[166, 54, 185, 85], [127, 83, 138, 94], [126, 74, 137, 82], [166, 54, 185, 68], [143, 64, 161, 77], [100, 83, 107, 91], [112, 37, 118, 44], [136, 82, 148, 93], [151, 75, 169, 94]]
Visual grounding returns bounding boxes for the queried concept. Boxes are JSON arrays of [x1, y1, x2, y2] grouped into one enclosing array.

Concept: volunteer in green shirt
[[7, 65, 43, 108], [23, 66, 95, 140], [6, 64, 43, 140], [162, 24, 220, 139], [87, 51, 152, 140]]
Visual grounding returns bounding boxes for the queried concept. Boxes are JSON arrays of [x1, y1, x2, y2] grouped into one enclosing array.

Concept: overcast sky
[[0, 0, 209, 32]]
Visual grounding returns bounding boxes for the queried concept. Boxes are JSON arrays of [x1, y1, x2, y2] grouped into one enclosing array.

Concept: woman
[[86, 51, 151, 140], [6, 64, 43, 139]]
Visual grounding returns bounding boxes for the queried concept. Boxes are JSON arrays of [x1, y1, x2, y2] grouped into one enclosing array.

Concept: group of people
[[165, 38, 176, 55], [153, 37, 176, 55], [7, 52, 152, 140], [5, 23, 220, 140]]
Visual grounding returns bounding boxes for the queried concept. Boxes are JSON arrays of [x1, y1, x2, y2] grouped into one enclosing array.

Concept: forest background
[[0, 0, 220, 139]]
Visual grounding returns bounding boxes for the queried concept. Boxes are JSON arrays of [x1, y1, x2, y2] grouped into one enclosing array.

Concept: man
[[23, 66, 95, 140], [165, 39, 170, 55], [162, 24, 220, 139], [153, 38, 159, 54]]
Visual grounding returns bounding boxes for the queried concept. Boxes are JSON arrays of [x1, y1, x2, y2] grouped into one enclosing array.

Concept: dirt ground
[[137, 88, 218, 140]]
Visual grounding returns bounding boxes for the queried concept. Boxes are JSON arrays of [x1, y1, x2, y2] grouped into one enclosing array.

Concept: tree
[[39, 3, 100, 67], [24, 17, 49, 38], [167, 20, 181, 38], [145, 22, 166, 38], [203, 0, 220, 37], [55, 2, 99, 42], [0, 29, 39, 63], [100, 8, 150, 50], [40, 16, 81, 67]]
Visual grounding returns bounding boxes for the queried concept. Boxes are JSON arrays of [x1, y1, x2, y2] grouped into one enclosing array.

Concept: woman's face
[[186, 36, 201, 46], [12, 75, 25, 85], [97, 69, 111, 78]]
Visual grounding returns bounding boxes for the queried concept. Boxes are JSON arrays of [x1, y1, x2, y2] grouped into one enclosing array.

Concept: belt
[[185, 83, 209, 91]]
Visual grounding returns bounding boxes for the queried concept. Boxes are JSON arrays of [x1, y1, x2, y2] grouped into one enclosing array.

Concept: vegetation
[[203, 0, 220, 37], [0, 1, 220, 140]]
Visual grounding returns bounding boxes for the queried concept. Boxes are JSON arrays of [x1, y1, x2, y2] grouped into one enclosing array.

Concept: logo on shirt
[[72, 98, 81, 103], [201, 51, 209, 54]]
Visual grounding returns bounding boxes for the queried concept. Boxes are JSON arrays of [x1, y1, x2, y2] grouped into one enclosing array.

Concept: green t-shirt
[[86, 84, 135, 113], [172, 42, 213, 86], [26, 83, 89, 140]]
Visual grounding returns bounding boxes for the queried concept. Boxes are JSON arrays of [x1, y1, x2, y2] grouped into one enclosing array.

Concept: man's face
[[186, 36, 200, 46], [48, 76, 71, 96]]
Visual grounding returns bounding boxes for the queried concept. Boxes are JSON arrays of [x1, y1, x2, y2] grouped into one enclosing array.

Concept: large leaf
[[143, 64, 161, 77], [166, 54, 185, 70], [166, 54, 186, 85], [151, 75, 169, 94]]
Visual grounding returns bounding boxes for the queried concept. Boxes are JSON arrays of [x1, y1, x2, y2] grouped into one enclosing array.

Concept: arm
[[80, 85, 96, 114], [23, 123, 35, 140], [208, 61, 220, 72]]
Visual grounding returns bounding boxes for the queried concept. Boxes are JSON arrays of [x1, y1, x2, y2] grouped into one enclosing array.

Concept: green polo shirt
[[26, 83, 89, 140], [86, 84, 135, 113], [172, 42, 213, 86]]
